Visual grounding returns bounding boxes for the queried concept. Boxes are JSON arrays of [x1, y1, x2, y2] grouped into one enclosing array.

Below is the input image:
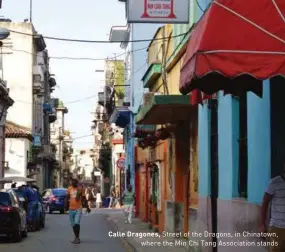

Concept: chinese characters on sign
[[127, 0, 189, 24], [141, 0, 176, 19]]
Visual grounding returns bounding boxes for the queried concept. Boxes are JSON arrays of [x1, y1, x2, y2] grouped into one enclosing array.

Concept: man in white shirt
[[260, 164, 285, 252]]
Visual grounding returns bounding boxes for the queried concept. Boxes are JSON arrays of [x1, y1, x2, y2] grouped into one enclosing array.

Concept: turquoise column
[[218, 93, 239, 200], [198, 104, 211, 196], [247, 80, 271, 204]]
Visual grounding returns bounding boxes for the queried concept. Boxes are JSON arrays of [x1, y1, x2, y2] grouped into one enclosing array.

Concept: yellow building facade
[[135, 24, 198, 234]]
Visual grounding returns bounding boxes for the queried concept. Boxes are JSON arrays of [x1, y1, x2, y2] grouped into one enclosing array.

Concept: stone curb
[[104, 213, 138, 252]]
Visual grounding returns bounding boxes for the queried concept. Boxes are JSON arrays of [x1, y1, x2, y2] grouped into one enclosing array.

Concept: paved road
[[0, 210, 127, 252]]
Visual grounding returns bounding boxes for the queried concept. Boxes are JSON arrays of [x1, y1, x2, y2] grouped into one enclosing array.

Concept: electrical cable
[[2, 31, 186, 61], [9, 29, 189, 44], [72, 134, 94, 140], [13, 95, 96, 104], [3, 45, 147, 61], [13, 60, 148, 105], [195, 0, 205, 13]]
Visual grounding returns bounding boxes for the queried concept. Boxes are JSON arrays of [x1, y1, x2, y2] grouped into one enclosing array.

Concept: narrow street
[[0, 210, 127, 252]]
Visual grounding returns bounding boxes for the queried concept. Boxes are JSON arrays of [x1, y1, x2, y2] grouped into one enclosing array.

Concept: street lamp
[[0, 28, 10, 41], [0, 28, 10, 81]]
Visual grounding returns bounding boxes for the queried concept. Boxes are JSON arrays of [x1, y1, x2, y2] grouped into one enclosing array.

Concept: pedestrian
[[85, 185, 93, 213], [95, 189, 102, 209], [260, 163, 285, 252], [31, 185, 42, 227], [66, 176, 85, 244], [11, 182, 17, 188], [115, 185, 121, 208], [109, 186, 115, 208], [121, 184, 135, 224], [23, 184, 38, 231]]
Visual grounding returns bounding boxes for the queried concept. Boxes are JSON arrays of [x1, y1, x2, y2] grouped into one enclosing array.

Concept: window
[[9, 191, 19, 207], [238, 94, 248, 198], [52, 189, 67, 196], [0, 192, 12, 205], [43, 190, 51, 197]]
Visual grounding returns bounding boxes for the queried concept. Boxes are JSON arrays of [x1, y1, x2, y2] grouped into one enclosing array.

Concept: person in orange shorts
[[65, 176, 85, 244]]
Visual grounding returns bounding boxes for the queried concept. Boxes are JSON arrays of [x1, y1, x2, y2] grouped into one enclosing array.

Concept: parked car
[[42, 188, 67, 214], [12, 187, 46, 231], [0, 189, 28, 242]]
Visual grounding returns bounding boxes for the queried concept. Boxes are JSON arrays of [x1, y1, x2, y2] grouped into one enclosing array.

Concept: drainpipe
[[58, 126, 63, 187]]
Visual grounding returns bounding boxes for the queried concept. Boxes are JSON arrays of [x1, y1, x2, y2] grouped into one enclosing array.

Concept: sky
[[0, 0, 126, 150]]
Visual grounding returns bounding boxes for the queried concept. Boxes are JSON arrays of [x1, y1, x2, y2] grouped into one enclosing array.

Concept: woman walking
[[95, 189, 102, 209], [108, 186, 115, 208]]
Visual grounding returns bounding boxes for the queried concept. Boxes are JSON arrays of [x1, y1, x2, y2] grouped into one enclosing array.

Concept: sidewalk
[[105, 210, 188, 252]]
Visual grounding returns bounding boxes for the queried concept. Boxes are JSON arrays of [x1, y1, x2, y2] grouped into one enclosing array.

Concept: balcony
[[142, 63, 162, 88], [32, 134, 42, 150], [98, 92, 104, 106], [43, 144, 51, 154], [27, 167, 40, 177], [109, 26, 129, 49], [33, 65, 44, 94], [49, 98, 59, 108], [98, 87, 113, 107], [34, 34, 46, 52], [37, 51, 49, 73], [57, 100, 68, 113], [49, 77, 56, 87], [98, 122, 104, 134], [49, 108, 57, 123]]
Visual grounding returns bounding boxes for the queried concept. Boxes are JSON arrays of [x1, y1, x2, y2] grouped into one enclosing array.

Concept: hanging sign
[[127, 0, 189, 24]]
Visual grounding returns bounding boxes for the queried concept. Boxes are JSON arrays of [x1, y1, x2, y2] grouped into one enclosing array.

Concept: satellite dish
[[0, 28, 10, 40]]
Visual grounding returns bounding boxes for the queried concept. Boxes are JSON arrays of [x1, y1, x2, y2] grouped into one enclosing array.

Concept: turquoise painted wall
[[126, 23, 160, 192], [247, 81, 271, 204], [218, 93, 239, 200], [198, 105, 211, 196], [196, 0, 271, 204]]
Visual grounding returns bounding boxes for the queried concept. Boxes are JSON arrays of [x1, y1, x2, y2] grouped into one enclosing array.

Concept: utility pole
[[58, 126, 63, 187], [30, 0, 33, 23]]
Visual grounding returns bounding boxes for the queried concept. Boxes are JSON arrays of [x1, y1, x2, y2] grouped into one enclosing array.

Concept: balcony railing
[[98, 92, 104, 106], [33, 65, 44, 94], [49, 108, 57, 123], [98, 87, 113, 106]]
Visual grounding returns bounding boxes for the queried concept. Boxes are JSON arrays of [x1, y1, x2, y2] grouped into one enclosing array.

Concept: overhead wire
[[13, 60, 148, 105], [195, 0, 205, 12], [72, 134, 94, 140], [3, 45, 146, 61], [2, 31, 187, 61], [9, 29, 189, 44]]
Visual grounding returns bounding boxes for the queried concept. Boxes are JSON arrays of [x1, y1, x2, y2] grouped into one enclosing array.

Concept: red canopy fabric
[[190, 89, 213, 105], [180, 0, 285, 96]]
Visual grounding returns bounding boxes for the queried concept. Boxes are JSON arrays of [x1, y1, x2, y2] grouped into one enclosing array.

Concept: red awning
[[180, 0, 285, 96]]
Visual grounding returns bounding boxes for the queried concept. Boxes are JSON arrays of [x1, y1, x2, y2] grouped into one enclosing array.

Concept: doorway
[[270, 77, 285, 177]]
